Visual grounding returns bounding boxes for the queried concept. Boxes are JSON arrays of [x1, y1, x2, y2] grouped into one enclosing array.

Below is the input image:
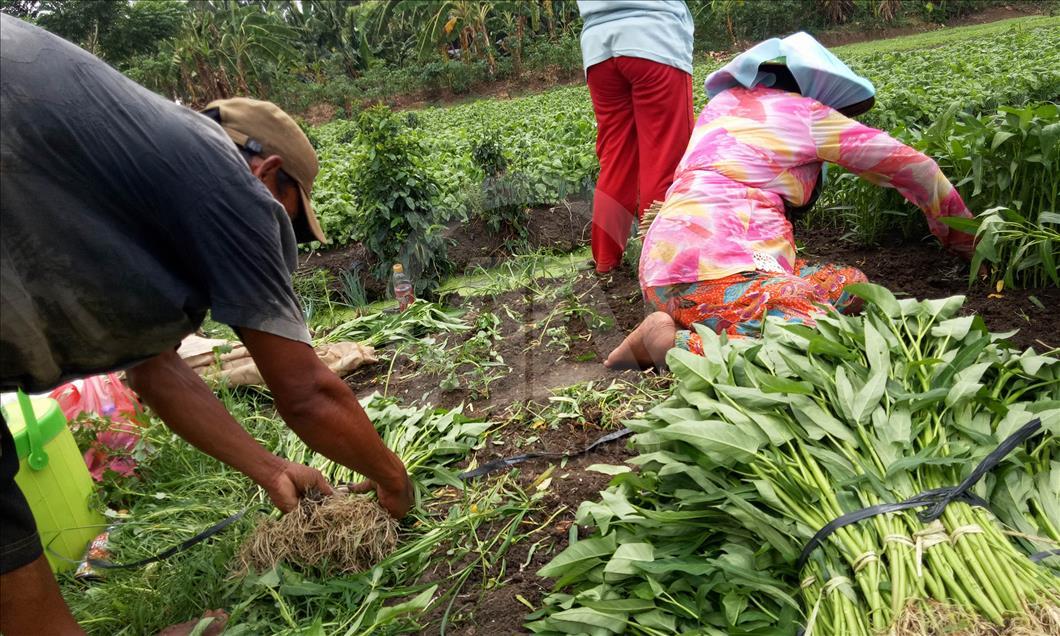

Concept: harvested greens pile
[[316, 300, 468, 348], [529, 285, 1059, 635]]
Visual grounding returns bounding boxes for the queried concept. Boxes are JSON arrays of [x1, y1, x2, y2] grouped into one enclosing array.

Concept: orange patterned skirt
[[644, 260, 867, 355]]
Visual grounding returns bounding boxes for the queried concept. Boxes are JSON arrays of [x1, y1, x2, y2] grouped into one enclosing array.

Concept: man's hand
[[128, 352, 336, 515], [263, 461, 335, 514], [240, 328, 413, 520], [345, 471, 414, 518]]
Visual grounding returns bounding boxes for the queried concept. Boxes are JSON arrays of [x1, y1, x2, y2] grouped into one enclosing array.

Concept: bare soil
[[443, 200, 592, 273], [429, 421, 639, 636], [346, 266, 646, 414], [298, 200, 593, 301]]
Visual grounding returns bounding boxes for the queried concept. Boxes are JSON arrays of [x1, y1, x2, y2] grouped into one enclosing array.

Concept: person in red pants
[[578, 1, 695, 274]]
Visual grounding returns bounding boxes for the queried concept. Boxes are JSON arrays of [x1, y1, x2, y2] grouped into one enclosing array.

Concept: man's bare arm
[[239, 328, 412, 518], [126, 350, 333, 513]]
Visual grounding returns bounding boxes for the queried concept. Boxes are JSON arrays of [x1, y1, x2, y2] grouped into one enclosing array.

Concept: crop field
[[60, 16, 1059, 636], [310, 17, 1060, 259]]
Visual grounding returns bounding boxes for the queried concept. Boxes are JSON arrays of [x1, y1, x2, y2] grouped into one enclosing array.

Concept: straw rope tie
[[1003, 530, 1060, 546], [822, 576, 851, 595], [913, 521, 949, 578], [800, 575, 818, 590], [949, 524, 984, 545], [884, 533, 916, 548], [852, 550, 878, 573]]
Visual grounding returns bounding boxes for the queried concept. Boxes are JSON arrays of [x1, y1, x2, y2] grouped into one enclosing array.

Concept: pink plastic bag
[[82, 423, 141, 480], [50, 373, 139, 422], [48, 374, 144, 481]]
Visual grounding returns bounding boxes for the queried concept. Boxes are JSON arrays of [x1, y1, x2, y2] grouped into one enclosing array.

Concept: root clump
[[890, 601, 1060, 636], [238, 492, 398, 575]]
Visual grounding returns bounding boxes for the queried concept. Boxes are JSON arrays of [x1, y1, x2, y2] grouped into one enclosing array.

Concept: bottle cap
[[393, 264, 404, 274]]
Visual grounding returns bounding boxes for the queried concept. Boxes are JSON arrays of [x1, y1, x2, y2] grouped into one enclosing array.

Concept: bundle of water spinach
[[530, 284, 1059, 635]]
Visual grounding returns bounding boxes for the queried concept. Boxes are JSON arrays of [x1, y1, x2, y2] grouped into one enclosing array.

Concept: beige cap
[[204, 97, 327, 244]]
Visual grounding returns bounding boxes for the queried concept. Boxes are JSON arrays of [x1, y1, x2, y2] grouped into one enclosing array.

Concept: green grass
[[830, 14, 1060, 55], [61, 391, 279, 634], [61, 389, 546, 635]]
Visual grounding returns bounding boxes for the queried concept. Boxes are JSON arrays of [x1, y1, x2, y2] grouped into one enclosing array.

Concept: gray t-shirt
[[0, 15, 310, 393]]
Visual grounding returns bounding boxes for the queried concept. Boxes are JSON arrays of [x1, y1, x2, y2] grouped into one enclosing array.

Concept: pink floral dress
[[639, 86, 975, 289]]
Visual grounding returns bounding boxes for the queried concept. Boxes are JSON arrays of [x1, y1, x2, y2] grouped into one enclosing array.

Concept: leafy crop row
[[821, 101, 1059, 287]]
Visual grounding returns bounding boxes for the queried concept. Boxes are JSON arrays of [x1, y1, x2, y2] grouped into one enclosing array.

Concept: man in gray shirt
[[0, 15, 411, 634]]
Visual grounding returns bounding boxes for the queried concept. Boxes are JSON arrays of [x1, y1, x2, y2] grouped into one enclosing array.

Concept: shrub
[[471, 134, 531, 240], [522, 32, 583, 77], [349, 106, 449, 292], [471, 135, 507, 176]]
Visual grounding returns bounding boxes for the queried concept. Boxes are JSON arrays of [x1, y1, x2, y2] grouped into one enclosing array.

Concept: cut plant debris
[[315, 300, 469, 349]]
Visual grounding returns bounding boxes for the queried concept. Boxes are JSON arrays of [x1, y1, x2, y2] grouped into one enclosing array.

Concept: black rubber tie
[[458, 427, 634, 480], [85, 506, 260, 570], [1030, 549, 1060, 563], [796, 418, 1044, 571]]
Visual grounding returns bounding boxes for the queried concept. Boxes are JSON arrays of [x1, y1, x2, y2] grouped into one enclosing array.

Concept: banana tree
[[287, 0, 372, 79], [214, 3, 300, 95]]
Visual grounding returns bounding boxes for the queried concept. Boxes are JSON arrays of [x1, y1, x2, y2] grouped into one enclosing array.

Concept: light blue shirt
[[577, 0, 694, 74]]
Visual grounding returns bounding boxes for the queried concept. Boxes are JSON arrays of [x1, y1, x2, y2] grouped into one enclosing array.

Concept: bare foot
[[157, 610, 228, 636], [604, 312, 677, 371]]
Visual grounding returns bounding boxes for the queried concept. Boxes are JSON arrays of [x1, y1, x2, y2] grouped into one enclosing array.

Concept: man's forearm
[[275, 371, 406, 487], [237, 328, 411, 517], [126, 351, 284, 488]]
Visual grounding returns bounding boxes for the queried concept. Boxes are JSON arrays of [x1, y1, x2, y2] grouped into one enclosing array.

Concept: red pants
[[587, 57, 693, 272]]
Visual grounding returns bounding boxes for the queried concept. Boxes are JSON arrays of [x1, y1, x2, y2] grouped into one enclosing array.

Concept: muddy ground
[[298, 199, 593, 301]]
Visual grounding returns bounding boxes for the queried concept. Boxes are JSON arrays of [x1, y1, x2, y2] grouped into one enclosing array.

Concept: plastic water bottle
[[392, 263, 415, 311]]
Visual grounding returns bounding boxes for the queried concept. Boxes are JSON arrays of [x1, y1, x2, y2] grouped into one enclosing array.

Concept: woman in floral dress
[[606, 33, 976, 370]]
